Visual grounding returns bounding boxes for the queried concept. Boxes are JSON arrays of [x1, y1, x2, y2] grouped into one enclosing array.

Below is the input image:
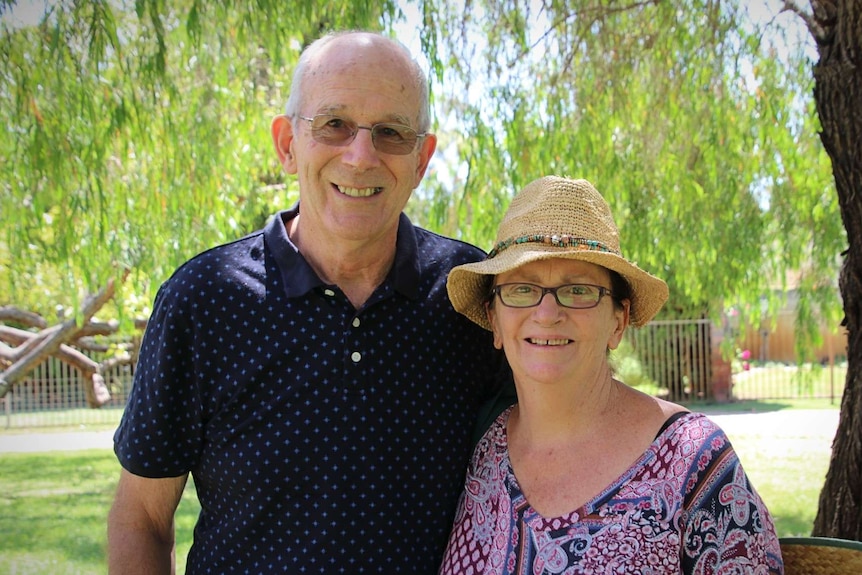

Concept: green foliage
[[731, 360, 847, 400], [0, 1, 393, 319], [0, 0, 844, 347], [422, 0, 841, 331], [611, 337, 660, 393]]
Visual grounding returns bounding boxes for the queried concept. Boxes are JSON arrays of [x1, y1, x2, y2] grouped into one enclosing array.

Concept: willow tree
[[0, 1, 398, 395], [1, 0, 860, 537], [419, 0, 858, 543]]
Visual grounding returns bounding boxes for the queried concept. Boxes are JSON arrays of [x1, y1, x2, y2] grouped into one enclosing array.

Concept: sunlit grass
[[742, 439, 831, 537], [0, 402, 840, 573], [697, 400, 838, 537], [0, 450, 118, 575], [0, 450, 199, 575]]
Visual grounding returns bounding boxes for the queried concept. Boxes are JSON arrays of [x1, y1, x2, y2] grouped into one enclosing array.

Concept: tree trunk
[[811, 0, 862, 540]]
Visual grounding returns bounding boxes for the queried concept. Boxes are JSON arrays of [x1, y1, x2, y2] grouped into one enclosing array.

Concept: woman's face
[[487, 259, 629, 386]]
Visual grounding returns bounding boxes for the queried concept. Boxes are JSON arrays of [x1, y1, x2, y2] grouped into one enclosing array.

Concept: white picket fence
[[2, 353, 132, 429]]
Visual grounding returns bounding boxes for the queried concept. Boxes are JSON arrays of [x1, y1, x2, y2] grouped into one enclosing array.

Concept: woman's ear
[[486, 301, 503, 350], [607, 298, 630, 351]]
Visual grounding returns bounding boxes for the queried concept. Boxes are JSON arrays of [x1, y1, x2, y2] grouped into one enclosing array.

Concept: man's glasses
[[297, 114, 427, 155], [492, 283, 614, 309]]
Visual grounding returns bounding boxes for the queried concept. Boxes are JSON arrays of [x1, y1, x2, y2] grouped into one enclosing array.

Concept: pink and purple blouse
[[439, 409, 783, 574]]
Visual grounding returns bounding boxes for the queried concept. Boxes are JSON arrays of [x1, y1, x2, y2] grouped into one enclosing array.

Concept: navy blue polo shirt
[[114, 207, 504, 574]]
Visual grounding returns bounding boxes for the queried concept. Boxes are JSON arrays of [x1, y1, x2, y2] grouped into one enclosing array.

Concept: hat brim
[[447, 245, 669, 330]]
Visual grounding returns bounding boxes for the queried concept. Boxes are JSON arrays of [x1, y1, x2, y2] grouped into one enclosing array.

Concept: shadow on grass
[[773, 512, 816, 538]]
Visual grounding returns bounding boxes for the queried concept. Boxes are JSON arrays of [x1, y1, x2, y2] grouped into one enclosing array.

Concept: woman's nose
[[532, 291, 564, 322]]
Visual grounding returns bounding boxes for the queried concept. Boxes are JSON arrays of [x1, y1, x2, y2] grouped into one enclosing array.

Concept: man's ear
[[412, 133, 437, 188], [271, 115, 297, 174]]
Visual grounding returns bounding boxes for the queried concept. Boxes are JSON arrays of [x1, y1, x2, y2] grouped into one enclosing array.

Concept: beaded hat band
[[446, 176, 669, 329], [487, 234, 616, 260]]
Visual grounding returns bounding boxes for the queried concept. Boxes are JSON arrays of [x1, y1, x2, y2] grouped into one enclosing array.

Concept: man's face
[[274, 35, 437, 245]]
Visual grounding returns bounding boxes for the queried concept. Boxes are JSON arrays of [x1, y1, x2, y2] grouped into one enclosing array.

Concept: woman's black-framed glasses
[[297, 114, 427, 155], [492, 283, 613, 309]]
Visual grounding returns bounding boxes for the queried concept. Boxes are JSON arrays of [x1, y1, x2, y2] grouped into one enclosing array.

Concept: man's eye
[[377, 125, 408, 140]]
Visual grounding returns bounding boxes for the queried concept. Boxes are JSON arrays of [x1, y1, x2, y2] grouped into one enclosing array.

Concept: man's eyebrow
[[387, 113, 413, 125], [312, 106, 413, 126]]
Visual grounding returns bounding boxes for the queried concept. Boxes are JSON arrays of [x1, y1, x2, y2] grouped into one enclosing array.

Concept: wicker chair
[[780, 537, 862, 575]]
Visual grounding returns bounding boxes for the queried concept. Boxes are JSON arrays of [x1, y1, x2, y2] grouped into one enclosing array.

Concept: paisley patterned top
[[439, 409, 783, 574]]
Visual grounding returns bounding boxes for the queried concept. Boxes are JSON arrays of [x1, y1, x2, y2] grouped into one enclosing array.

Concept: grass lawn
[[0, 400, 839, 573], [694, 399, 839, 537], [0, 450, 200, 575]]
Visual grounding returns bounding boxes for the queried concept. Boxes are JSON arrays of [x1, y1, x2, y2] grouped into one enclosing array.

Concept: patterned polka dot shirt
[[114, 207, 505, 574]]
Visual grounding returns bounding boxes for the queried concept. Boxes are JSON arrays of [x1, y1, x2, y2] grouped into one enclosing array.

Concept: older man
[[108, 31, 506, 574]]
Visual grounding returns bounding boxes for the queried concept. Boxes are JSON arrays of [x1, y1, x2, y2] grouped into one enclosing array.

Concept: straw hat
[[447, 176, 668, 330], [779, 536, 862, 574]]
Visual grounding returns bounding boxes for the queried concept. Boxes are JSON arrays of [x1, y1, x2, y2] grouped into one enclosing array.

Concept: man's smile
[[336, 185, 383, 197]]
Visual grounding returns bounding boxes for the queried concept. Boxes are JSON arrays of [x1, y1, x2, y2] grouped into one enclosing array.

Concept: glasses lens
[[309, 115, 356, 145], [496, 283, 606, 309], [370, 123, 419, 155], [556, 284, 602, 308], [306, 115, 420, 155], [498, 284, 542, 307]]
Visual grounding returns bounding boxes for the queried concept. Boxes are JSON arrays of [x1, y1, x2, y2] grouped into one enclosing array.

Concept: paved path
[[0, 428, 116, 453], [0, 408, 840, 454], [705, 408, 839, 440]]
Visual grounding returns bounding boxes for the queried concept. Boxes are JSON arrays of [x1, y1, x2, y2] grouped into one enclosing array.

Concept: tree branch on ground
[[0, 277, 145, 407]]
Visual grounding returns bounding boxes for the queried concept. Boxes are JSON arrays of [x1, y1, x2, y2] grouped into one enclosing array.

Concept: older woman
[[440, 176, 783, 574]]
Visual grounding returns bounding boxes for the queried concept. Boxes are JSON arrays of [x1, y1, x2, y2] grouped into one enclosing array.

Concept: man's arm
[[107, 468, 189, 575]]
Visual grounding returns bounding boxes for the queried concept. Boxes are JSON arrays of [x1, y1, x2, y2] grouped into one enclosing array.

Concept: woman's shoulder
[[653, 409, 735, 465], [618, 385, 694, 442], [655, 408, 723, 438]]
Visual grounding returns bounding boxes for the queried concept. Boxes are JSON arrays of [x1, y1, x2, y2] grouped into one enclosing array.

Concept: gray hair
[[284, 31, 431, 133]]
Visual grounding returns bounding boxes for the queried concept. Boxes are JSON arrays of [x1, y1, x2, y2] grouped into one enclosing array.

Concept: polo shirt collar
[[265, 205, 421, 301]]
